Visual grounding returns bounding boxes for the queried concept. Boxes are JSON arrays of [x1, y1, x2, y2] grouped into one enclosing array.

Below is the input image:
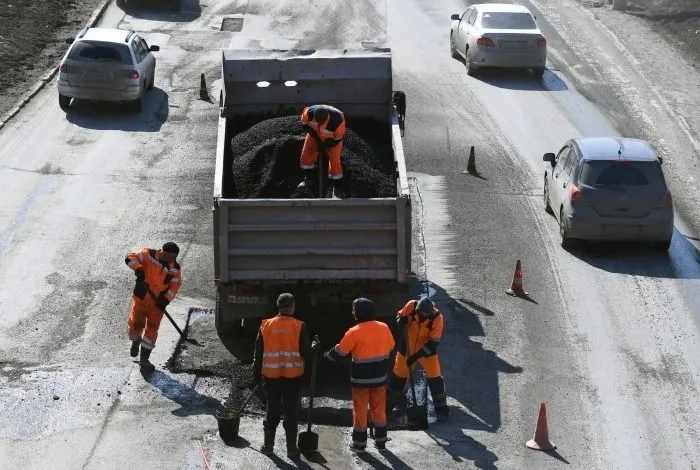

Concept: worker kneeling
[[387, 296, 449, 421], [323, 298, 395, 452], [297, 104, 350, 198]]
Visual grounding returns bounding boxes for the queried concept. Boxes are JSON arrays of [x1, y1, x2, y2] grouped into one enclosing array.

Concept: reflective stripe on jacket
[[260, 315, 305, 379], [397, 300, 444, 357], [125, 247, 182, 302], [331, 320, 395, 388]]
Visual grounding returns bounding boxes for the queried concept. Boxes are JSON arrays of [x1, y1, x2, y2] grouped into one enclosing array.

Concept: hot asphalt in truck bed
[[229, 115, 397, 199]]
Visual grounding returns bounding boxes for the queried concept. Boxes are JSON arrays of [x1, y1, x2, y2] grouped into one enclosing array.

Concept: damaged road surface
[[3, 0, 700, 469]]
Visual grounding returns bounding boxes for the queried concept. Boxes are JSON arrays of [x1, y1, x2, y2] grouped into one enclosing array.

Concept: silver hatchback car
[[57, 27, 159, 112], [543, 137, 674, 251]]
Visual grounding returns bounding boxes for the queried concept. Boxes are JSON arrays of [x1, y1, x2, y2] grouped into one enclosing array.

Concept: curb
[[0, 0, 113, 131]]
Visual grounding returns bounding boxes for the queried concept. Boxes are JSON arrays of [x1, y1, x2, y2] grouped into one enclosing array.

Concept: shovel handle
[[306, 335, 319, 432], [234, 384, 261, 419]]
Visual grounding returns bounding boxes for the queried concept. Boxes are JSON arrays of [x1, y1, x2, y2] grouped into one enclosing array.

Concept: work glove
[[134, 268, 145, 282], [311, 339, 320, 352], [396, 316, 408, 327], [406, 353, 422, 368], [133, 280, 148, 300], [155, 293, 170, 310]]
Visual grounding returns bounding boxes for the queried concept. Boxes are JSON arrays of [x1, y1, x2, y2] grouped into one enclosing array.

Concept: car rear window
[[68, 41, 132, 65], [579, 160, 664, 187], [481, 12, 537, 30]]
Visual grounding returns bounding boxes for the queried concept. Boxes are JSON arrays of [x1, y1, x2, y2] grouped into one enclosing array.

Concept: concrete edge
[[0, 0, 113, 131]]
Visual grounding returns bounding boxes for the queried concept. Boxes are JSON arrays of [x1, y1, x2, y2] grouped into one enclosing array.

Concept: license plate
[[227, 295, 267, 304], [604, 225, 641, 236], [500, 41, 526, 50], [88, 72, 110, 81]]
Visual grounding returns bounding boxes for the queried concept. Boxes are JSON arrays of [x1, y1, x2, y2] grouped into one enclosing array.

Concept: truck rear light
[[234, 285, 253, 294], [535, 38, 547, 47], [477, 36, 495, 47]]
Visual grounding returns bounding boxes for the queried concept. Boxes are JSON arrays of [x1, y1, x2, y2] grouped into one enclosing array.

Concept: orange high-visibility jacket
[[258, 315, 306, 379], [126, 247, 182, 302], [329, 320, 395, 388], [397, 300, 444, 357], [300, 105, 346, 143]]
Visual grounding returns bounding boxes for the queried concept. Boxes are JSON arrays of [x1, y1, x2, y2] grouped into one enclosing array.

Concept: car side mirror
[[451, 14, 460, 21], [657, 156, 663, 165], [149, 45, 160, 52], [543, 152, 555, 164], [65, 38, 74, 45]]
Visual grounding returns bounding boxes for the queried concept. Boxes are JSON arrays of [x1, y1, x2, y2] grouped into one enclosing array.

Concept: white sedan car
[[450, 3, 547, 78]]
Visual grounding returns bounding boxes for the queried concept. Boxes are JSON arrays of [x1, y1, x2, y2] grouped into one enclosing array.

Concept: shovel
[[146, 287, 201, 346], [298, 336, 320, 452]]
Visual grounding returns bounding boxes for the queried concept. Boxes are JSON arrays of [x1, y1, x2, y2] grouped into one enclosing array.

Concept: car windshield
[[480, 12, 537, 30], [68, 41, 132, 64], [579, 160, 664, 187]]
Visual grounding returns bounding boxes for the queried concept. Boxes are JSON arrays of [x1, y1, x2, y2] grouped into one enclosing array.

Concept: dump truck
[[213, 48, 412, 348]]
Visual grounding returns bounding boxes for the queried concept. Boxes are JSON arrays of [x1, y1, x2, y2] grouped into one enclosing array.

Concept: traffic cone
[[467, 146, 477, 175], [526, 402, 556, 451], [506, 259, 528, 297], [199, 73, 209, 101]]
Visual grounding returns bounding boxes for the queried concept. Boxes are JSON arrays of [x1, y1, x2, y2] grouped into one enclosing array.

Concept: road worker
[[297, 104, 349, 198], [386, 296, 449, 421], [323, 298, 395, 452], [252, 293, 317, 460], [125, 242, 182, 374]]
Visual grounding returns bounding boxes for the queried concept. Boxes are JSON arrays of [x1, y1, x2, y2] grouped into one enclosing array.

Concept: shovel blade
[[298, 431, 319, 452]]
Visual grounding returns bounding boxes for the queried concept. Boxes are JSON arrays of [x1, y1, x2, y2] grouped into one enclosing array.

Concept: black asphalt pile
[[229, 115, 396, 199]]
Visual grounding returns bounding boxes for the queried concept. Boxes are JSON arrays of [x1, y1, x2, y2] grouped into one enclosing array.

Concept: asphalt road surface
[[2, 0, 700, 469]]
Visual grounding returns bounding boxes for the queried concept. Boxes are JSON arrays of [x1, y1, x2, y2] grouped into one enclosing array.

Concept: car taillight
[[128, 70, 139, 79], [477, 36, 495, 47], [569, 184, 583, 205], [663, 189, 673, 207], [59, 63, 69, 73], [536, 38, 547, 47]]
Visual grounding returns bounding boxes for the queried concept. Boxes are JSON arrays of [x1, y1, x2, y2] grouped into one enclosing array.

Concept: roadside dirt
[[0, 0, 105, 118]]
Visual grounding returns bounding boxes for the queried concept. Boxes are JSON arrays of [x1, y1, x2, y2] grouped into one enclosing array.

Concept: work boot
[[139, 347, 156, 374], [332, 177, 350, 199], [260, 428, 275, 455], [285, 427, 300, 460], [296, 169, 317, 193], [130, 340, 141, 358]]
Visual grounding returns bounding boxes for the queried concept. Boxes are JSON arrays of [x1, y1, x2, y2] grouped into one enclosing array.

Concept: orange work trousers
[[300, 134, 343, 179], [352, 386, 387, 432], [127, 295, 164, 350], [393, 352, 442, 379]]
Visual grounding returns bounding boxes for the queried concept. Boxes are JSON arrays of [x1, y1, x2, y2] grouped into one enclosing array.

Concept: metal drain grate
[[221, 17, 244, 32]]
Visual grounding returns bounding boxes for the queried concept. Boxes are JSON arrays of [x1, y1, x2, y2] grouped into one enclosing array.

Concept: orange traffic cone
[[506, 259, 528, 297], [526, 402, 556, 451]]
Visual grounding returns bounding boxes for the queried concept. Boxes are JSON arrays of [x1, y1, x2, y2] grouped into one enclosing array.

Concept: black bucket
[[216, 408, 241, 442]]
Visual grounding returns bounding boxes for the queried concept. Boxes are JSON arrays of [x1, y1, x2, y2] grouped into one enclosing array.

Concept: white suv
[[57, 27, 160, 112]]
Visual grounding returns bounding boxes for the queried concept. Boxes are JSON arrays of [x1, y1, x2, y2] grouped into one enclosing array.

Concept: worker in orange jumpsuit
[[323, 298, 395, 452], [386, 296, 449, 421], [252, 293, 316, 460], [297, 104, 349, 198], [125, 242, 182, 374]]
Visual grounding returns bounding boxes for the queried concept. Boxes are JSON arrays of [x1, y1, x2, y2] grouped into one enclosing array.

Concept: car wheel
[[465, 49, 479, 76], [544, 179, 553, 214], [450, 33, 459, 59], [532, 66, 546, 79], [147, 74, 154, 91], [560, 208, 573, 249], [653, 239, 671, 252], [58, 94, 71, 110]]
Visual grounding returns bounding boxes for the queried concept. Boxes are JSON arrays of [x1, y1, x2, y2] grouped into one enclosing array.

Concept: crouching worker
[[386, 296, 449, 421], [323, 298, 395, 452]]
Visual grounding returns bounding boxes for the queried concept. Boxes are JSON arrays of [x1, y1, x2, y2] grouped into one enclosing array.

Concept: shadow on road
[[477, 68, 568, 92], [562, 227, 700, 280], [145, 370, 221, 417], [65, 88, 170, 132]]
